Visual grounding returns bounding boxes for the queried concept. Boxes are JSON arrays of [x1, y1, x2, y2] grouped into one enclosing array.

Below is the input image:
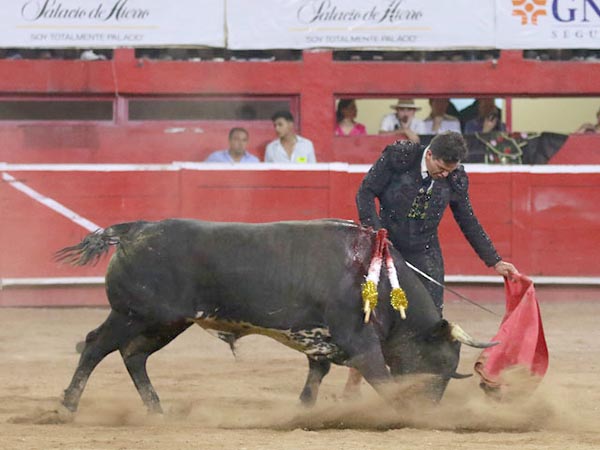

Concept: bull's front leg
[[299, 357, 331, 406], [330, 323, 394, 401], [346, 349, 393, 394]]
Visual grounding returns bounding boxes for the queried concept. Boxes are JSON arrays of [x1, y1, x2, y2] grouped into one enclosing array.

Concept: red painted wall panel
[[2, 50, 600, 165], [2, 168, 598, 281], [0, 123, 276, 164], [547, 135, 600, 165], [179, 170, 331, 222], [2, 48, 600, 305], [2, 124, 599, 165], [439, 174, 514, 274], [0, 170, 180, 278], [513, 173, 600, 275]]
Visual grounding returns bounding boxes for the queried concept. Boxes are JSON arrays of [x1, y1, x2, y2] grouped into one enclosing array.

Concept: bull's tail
[[55, 222, 141, 266]]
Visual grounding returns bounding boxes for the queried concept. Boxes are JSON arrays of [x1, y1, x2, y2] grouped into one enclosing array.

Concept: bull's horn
[[451, 372, 473, 379], [450, 323, 499, 349]]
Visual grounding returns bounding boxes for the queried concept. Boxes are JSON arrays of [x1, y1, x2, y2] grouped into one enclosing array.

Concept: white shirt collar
[[420, 146, 430, 179]]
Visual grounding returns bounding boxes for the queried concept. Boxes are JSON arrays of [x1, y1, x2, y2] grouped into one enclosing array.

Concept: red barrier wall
[[0, 123, 275, 164], [2, 48, 600, 305], [1, 166, 598, 305]]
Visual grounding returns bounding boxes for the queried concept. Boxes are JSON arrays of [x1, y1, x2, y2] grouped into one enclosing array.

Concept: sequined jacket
[[356, 141, 501, 267]]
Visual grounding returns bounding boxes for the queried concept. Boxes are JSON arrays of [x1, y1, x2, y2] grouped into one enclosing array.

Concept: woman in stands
[[335, 99, 367, 136]]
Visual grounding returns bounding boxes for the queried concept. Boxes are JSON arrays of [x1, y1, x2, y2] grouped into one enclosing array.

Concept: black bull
[[57, 218, 494, 414]]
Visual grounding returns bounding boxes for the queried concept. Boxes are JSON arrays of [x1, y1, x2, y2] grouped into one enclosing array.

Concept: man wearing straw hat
[[379, 98, 426, 143]]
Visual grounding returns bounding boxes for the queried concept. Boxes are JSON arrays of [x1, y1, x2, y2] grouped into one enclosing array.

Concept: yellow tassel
[[390, 288, 408, 311], [361, 280, 378, 322]]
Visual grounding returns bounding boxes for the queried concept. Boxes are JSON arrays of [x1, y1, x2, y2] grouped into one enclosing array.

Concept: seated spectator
[[38, 49, 54, 59], [458, 98, 503, 131], [458, 99, 479, 131], [422, 98, 461, 134], [80, 49, 107, 61], [575, 107, 600, 134], [335, 99, 367, 136], [379, 99, 425, 143], [445, 98, 461, 118], [265, 111, 316, 163], [205, 127, 260, 163], [464, 98, 506, 134], [2, 48, 23, 60]]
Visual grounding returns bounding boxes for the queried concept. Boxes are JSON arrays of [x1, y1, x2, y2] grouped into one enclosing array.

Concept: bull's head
[[383, 319, 497, 402]]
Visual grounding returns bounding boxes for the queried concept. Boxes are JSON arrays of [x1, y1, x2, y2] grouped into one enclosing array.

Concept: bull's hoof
[[147, 403, 164, 415], [61, 391, 79, 413], [299, 389, 317, 408]]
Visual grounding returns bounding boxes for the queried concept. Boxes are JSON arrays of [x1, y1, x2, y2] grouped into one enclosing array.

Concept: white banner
[[496, 0, 600, 49], [227, 0, 496, 49], [1, 0, 225, 48]]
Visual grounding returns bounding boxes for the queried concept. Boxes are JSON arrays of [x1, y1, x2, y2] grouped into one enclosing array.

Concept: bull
[[57, 218, 494, 414]]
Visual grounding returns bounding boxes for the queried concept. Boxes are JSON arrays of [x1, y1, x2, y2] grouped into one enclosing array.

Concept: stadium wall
[[2, 50, 600, 165], [1, 164, 598, 306]]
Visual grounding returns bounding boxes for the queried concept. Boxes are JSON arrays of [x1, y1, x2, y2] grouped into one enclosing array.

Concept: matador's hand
[[494, 260, 519, 280]]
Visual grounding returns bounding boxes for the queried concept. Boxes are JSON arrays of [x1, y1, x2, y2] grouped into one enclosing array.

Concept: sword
[[405, 261, 500, 317]]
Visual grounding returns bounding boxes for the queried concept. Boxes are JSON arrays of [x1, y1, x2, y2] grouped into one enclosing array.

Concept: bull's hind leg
[[299, 357, 331, 406], [63, 310, 144, 412], [119, 321, 191, 414]]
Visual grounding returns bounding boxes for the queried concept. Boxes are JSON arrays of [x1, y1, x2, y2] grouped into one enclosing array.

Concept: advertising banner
[[227, 0, 495, 49], [0, 0, 225, 48], [496, 0, 600, 49]]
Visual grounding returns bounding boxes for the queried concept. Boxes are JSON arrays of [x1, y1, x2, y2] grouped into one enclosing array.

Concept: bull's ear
[[423, 319, 452, 342]]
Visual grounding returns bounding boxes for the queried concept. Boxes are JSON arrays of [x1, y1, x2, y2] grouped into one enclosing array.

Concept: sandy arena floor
[[0, 299, 598, 450]]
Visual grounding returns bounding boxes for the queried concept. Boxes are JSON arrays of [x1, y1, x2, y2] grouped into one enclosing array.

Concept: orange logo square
[[512, 0, 547, 25]]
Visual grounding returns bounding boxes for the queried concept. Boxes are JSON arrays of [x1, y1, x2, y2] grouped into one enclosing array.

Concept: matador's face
[[425, 150, 459, 180]]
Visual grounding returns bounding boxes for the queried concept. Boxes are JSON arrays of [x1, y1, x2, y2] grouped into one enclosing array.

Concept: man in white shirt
[[264, 111, 316, 163], [379, 99, 426, 143], [422, 98, 461, 135]]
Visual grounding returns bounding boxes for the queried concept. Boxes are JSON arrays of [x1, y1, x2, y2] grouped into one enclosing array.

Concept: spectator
[[205, 127, 260, 163], [264, 111, 316, 163], [459, 98, 504, 132], [379, 99, 425, 143], [422, 98, 461, 134], [38, 49, 54, 59], [464, 98, 506, 134], [335, 99, 367, 136], [575, 107, 600, 134], [458, 99, 480, 131], [80, 49, 107, 61], [445, 99, 461, 118], [3, 48, 23, 60]]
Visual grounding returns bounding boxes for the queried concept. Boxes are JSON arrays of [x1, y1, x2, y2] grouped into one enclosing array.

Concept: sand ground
[[0, 299, 598, 450]]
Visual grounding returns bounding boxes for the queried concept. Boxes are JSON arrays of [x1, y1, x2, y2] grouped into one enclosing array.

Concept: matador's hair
[[429, 131, 468, 163]]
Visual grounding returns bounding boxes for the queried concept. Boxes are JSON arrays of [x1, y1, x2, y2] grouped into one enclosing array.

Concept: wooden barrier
[[1, 164, 599, 305]]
